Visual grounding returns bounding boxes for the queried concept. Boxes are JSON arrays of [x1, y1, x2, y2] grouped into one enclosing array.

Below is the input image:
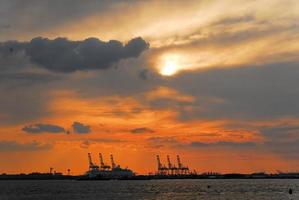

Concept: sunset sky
[[0, 0, 299, 175]]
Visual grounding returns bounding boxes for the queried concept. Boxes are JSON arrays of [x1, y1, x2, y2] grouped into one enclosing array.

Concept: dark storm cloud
[[22, 123, 66, 134], [130, 127, 155, 134], [0, 37, 149, 73], [0, 140, 52, 152], [72, 122, 91, 134]]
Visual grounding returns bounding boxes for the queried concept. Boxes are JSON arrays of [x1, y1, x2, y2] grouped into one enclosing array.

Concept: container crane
[[176, 155, 189, 175], [110, 154, 117, 169], [99, 153, 111, 170], [88, 153, 99, 171], [156, 155, 168, 175], [167, 155, 178, 175]]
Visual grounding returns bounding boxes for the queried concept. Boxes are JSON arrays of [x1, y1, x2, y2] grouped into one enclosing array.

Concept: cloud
[[146, 136, 257, 150], [22, 123, 66, 134], [0, 36, 149, 73], [72, 122, 91, 134], [264, 140, 299, 159], [0, 0, 145, 41], [169, 61, 299, 121], [190, 141, 256, 148], [0, 78, 57, 125], [0, 72, 60, 85], [80, 138, 125, 148], [80, 140, 91, 149], [130, 127, 155, 134], [146, 137, 180, 148], [260, 124, 299, 141], [0, 140, 52, 152], [211, 15, 255, 26], [139, 69, 149, 80]]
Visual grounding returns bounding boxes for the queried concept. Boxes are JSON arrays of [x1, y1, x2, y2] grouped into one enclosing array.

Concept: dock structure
[[86, 153, 134, 178], [167, 155, 178, 175], [176, 155, 189, 175], [156, 154, 190, 175], [99, 153, 110, 171], [88, 153, 99, 171], [156, 155, 168, 175]]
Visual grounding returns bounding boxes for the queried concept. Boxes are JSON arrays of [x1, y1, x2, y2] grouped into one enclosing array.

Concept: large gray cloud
[[0, 37, 149, 73], [167, 61, 299, 121], [72, 122, 91, 134], [22, 123, 66, 134], [0, 140, 52, 152]]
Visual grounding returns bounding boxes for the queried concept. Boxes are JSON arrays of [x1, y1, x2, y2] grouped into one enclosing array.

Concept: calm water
[[0, 179, 298, 200]]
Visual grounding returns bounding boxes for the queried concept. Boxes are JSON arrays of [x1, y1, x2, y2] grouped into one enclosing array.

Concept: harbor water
[[0, 179, 298, 200]]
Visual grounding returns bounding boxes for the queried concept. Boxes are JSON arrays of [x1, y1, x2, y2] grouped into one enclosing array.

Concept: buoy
[[207, 185, 211, 189], [289, 188, 293, 195]]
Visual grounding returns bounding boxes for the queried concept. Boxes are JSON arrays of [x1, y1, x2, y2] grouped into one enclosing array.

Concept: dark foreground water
[[0, 179, 298, 200]]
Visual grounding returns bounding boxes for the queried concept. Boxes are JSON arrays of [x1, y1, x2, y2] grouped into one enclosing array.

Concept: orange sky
[[0, 0, 299, 175]]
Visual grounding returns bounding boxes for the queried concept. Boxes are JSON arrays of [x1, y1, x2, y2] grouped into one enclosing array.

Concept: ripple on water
[[0, 179, 298, 200]]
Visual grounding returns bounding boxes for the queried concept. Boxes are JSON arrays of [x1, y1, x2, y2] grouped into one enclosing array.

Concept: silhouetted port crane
[[88, 153, 99, 171], [167, 155, 178, 175], [156, 155, 168, 175], [110, 154, 118, 169], [99, 153, 111, 170], [176, 155, 189, 175], [49, 167, 53, 174]]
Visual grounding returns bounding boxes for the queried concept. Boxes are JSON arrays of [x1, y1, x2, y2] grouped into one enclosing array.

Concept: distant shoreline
[[1, 173, 299, 180]]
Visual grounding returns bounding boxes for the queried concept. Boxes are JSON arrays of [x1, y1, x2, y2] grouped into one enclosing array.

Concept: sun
[[160, 60, 178, 76], [159, 54, 180, 76]]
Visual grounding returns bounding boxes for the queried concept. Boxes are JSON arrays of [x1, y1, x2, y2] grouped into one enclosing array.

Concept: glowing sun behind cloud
[[159, 54, 181, 76]]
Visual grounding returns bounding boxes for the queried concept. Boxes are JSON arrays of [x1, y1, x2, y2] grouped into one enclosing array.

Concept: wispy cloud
[[0, 140, 52, 152]]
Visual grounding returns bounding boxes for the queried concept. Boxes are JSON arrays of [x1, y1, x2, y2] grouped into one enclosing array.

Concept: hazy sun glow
[[159, 54, 181, 76]]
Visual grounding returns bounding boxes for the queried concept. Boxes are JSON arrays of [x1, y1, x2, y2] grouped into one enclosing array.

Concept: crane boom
[[99, 153, 104, 166], [88, 153, 93, 166], [177, 155, 182, 168], [156, 155, 162, 170], [167, 155, 172, 169], [110, 154, 116, 169]]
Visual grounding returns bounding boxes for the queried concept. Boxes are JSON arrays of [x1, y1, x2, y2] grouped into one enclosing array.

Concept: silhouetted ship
[[83, 153, 134, 180]]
